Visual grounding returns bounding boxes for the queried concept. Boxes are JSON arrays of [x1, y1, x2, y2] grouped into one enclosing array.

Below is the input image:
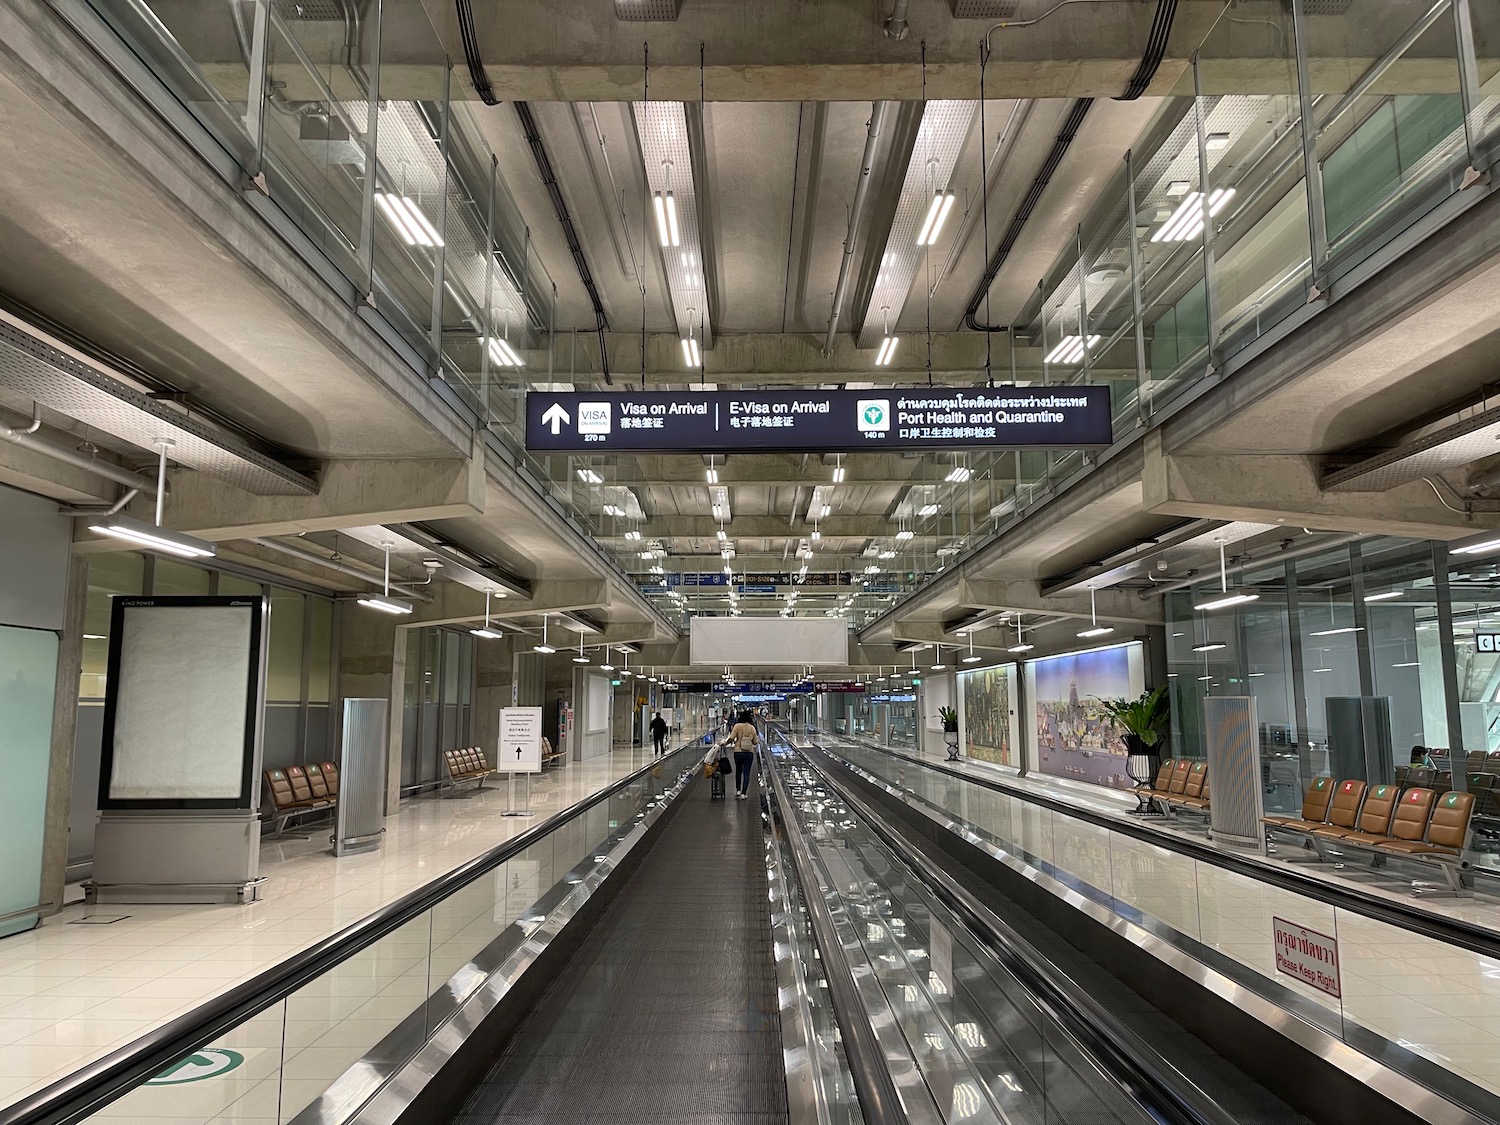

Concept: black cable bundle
[[1116, 0, 1179, 101]]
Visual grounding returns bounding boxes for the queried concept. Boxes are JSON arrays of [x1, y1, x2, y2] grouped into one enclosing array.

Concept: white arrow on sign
[[541, 403, 570, 435]]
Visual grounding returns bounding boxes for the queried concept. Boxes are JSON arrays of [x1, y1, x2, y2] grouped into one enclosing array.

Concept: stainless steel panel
[[336, 698, 388, 855], [1204, 695, 1266, 848]]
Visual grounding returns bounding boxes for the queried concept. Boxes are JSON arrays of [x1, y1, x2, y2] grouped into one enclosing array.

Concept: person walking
[[650, 710, 669, 757], [727, 709, 759, 800]]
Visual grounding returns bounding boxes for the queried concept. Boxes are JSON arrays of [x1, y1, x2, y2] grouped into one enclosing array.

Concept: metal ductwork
[[826, 102, 892, 354]]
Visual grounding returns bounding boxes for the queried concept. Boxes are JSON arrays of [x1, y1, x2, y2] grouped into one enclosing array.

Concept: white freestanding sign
[[499, 707, 544, 774]]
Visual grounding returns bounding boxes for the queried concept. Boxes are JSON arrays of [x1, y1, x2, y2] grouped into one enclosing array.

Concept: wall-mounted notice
[[1272, 917, 1341, 998], [498, 707, 543, 774], [526, 388, 1113, 454]]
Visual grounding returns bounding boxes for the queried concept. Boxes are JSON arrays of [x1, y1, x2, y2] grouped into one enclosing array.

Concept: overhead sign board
[[525, 388, 1112, 454], [498, 707, 543, 774], [1478, 634, 1500, 652]]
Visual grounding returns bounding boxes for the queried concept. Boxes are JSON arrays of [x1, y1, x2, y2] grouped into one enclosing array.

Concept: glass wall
[[400, 625, 476, 790], [70, 552, 337, 867], [1167, 537, 1460, 818]]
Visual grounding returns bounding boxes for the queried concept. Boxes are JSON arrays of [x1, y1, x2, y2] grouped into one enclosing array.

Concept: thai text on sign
[[1272, 917, 1340, 998]]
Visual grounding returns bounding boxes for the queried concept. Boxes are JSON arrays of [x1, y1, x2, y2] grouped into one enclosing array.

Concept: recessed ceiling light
[[1205, 132, 1231, 151]]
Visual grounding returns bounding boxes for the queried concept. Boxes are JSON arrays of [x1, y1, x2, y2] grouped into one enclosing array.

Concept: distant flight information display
[[524, 387, 1112, 454]]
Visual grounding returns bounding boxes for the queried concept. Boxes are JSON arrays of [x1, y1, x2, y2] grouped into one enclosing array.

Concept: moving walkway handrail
[[762, 733, 913, 1125], [797, 743, 1240, 1125], [819, 731, 1500, 964], [0, 741, 701, 1125]]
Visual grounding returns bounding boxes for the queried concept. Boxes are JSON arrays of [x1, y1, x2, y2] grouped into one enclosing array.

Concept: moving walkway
[[1, 732, 1443, 1125]]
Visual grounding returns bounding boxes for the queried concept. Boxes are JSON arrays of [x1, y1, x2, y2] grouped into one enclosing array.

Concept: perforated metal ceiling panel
[[951, 1, 1021, 16], [634, 101, 713, 348], [1323, 405, 1500, 493], [614, 0, 681, 19], [857, 100, 976, 349], [0, 316, 316, 496]]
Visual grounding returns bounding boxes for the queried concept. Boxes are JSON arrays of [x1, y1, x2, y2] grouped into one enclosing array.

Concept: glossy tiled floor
[[0, 747, 658, 1113], [828, 738, 1500, 1103]]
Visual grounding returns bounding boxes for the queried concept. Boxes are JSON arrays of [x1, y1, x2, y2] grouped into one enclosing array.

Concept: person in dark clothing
[[650, 711, 669, 757]]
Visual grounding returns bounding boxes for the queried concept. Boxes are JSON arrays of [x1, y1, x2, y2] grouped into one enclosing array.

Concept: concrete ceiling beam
[[954, 578, 1161, 626], [161, 447, 486, 540], [1142, 432, 1495, 542], [581, 331, 1135, 381]]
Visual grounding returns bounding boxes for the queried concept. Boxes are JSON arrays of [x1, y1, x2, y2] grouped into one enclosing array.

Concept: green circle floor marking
[[146, 1048, 245, 1085]]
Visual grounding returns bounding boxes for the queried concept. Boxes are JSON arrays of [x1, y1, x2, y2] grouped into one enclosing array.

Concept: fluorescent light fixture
[[917, 503, 939, 517], [1309, 626, 1363, 636], [89, 516, 216, 559], [879, 550, 896, 559], [1193, 592, 1259, 611], [577, 468, 604, 484], [573, 654, 590, 663], [681, 337, 701, 367], [946, 466, 972, 483], [811, 529, 821, 542], [1077, 626, 1114, 638], [962, 653, 981, 664], [1197, 674, 1212, 681], [875, 336, 899, 366], [1151, 188, 1235, 243], [1008, 643, 1035, 653], [1205, 131, 1231, 151], [358, 595, 413, 615], [1165, 179, 1191, 198], [716, 528, 727, 541], [470, 627, 504, 639], [832, 463, 846, 483], [1312, 667, 1334, 673], [603, 503, 624, 517], [1248, 671, 1266, 677], [625, 529, 642, 541], [1364, 590, 1404, 602], [916, 190, 957, 246], [706, 466, 718, 484], [1392, 661, 1420, 668], [534, 615, 555, 654], [84, 634, 106, 640], [374, 192, 443, 248], [652, 190, 679, 247], [895, 530, 914, 541], [1042, 335, 1102, 365], [487, 337, 525, 368], [1450, 534, 1500, 556], [1192, 642, 1226, 653]]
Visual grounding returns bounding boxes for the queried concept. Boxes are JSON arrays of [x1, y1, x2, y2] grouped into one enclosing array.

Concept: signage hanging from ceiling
[[525, 388, 1112, 453]]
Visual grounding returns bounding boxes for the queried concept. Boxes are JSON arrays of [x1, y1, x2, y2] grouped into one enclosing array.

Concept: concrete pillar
[[336, 604, 405, 816], [473, 635, 513, 764], [40, 552, 87, 919]]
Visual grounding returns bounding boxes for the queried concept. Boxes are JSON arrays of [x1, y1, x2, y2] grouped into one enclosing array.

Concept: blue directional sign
[[524, 388, 1112, 453]]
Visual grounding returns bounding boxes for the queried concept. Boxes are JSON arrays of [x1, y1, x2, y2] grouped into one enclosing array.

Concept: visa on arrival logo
[[856, 399, 890, 432], [577, 402, 611, 434]]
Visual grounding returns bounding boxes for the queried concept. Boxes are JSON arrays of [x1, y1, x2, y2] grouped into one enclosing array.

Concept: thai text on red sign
[[1272, 917, 1341, 998]]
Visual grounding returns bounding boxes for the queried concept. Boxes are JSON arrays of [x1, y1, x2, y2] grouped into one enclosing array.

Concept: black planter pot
[[1123, 734, 1162, 814]]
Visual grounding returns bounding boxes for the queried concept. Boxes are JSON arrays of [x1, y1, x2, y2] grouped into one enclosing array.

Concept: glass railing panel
[[1123, 104, 1210, 413], [1195, 7, 1314, 365], [1472, 6, 1500, 161], [121, 0, 260, 171], [1318, 1, 1472, 282], [278, 911, 431, 1122], [88, 1004, 287, 1123], [258, 10, 369, 284]]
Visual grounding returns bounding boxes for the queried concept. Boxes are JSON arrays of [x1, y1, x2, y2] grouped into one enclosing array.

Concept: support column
[[40, 553, 87, 919], [335, 606, 405, 816]]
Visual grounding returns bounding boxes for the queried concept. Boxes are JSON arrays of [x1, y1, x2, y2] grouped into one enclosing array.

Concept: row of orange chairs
[[263, 762, 339, 837], [1138, 758, 1210, 815], [1264, 777, 1475, 892]]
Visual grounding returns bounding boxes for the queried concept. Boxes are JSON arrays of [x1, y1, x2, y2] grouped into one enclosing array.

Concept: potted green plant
[[1101, 686, 1169, 812], [937, 705, 962, 761]]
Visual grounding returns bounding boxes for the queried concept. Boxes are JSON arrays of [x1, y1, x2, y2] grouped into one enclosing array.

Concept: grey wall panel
[[0, 484, 70, 631], [68, 704, 105, 865]]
